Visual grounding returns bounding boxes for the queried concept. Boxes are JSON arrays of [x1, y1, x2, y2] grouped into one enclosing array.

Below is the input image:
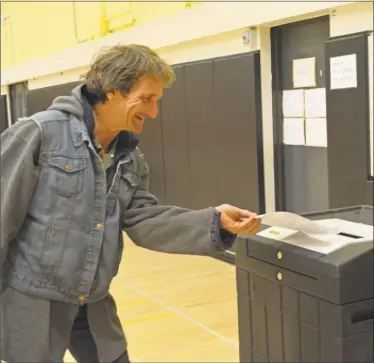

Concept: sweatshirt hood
[[47, 84, 85, 119]]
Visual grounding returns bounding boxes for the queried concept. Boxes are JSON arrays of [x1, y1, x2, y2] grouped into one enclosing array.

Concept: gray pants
[[1, 285, 129, 363], [69, 304, 130, 363]]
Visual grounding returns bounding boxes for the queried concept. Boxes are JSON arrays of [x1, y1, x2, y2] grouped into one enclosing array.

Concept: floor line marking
[[121, 312, 174, 325], [116, 298, 149, 307], [115, 277, 239, 348]]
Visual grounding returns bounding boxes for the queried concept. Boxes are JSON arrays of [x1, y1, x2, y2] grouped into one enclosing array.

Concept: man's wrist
[[211, 209, 236, 250]]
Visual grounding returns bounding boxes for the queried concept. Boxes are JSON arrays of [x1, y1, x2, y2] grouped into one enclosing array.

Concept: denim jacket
[[0, 85, 235, 304]]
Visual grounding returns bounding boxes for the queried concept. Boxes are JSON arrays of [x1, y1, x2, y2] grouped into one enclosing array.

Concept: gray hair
[[82, 44, 175, 101]]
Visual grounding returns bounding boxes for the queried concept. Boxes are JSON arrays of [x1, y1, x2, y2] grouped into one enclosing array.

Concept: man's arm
[[0, 120, 41, 268], [122, 149, 236, 256]]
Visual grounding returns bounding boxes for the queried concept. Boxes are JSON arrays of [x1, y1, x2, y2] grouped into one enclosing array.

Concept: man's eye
[[142, 97, 152, 104]]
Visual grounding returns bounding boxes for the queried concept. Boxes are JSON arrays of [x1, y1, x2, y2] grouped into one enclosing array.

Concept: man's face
[[105, 75, 164, 134]]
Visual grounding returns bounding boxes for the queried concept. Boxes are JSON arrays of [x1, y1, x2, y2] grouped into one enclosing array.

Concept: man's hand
[[216, 204, 261, 235]]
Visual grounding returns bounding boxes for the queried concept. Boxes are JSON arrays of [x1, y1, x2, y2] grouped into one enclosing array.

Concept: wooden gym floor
[[64, 234, 239, 362]]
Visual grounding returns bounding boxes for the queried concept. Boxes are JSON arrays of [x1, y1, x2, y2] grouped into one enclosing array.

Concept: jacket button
[[96, 223, 104, 230], [78, 295, 86, 302], [65, 163, 72, 170]]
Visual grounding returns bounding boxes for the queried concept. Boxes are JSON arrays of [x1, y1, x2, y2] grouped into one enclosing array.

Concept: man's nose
[[147, 100, 158, 118]]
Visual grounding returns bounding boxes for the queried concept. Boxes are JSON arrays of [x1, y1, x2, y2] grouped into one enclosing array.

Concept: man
[[0, 44, 261, 362]]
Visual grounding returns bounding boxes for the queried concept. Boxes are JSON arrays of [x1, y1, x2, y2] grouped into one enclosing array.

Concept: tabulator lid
[[257, 214, 373, 255]]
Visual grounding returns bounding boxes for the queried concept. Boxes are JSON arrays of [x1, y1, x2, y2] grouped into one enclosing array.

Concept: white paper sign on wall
[[293, 57, 316, 88], [305, 118, 328, 148], [283, 118, 305, 146], [282, 89, 304, 118], [330, 54, 357, 90], [304, 88, 326, 118]]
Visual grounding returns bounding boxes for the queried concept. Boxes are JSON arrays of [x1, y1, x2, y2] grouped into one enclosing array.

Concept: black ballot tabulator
[[235, 205, 373, 363]]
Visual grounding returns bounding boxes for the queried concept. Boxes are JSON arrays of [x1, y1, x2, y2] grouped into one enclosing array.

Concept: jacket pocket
[[119, 170, 139, 211], [121, 170, 140, 188], [48, 155, 87, 198]]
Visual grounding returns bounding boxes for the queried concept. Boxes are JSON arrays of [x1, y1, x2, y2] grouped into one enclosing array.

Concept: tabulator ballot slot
[[337, 231, 362, 239], [235, 205, 373, 363]]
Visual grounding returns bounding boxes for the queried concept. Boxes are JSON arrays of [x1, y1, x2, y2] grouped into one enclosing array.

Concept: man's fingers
[[236, 217, 261, 234], [220, 208, 260, 234], [248, 219, 261, 234], [237, 209, 257, 219]]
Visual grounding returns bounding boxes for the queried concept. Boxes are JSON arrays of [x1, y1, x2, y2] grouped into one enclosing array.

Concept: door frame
[[9, 81, 28, 124]]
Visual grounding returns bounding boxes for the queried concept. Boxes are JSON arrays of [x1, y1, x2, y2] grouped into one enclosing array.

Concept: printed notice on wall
[[305, 88, 326, 118], [330, 54, 357, 90], [368, 36, 373, 177], [293, 57, 316, 88], [305, 118, 328, 148], [283, 118, 305, 146], [282, 89, 304, 117]]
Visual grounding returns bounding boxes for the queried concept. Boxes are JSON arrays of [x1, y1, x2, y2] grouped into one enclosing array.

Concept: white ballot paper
[[256, 212, 373, 255], [256, 211, 337, 234]]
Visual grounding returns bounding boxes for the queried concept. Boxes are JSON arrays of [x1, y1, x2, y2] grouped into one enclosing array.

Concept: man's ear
[[107, 90, 123, 101], [106, 92, 116, 101]]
